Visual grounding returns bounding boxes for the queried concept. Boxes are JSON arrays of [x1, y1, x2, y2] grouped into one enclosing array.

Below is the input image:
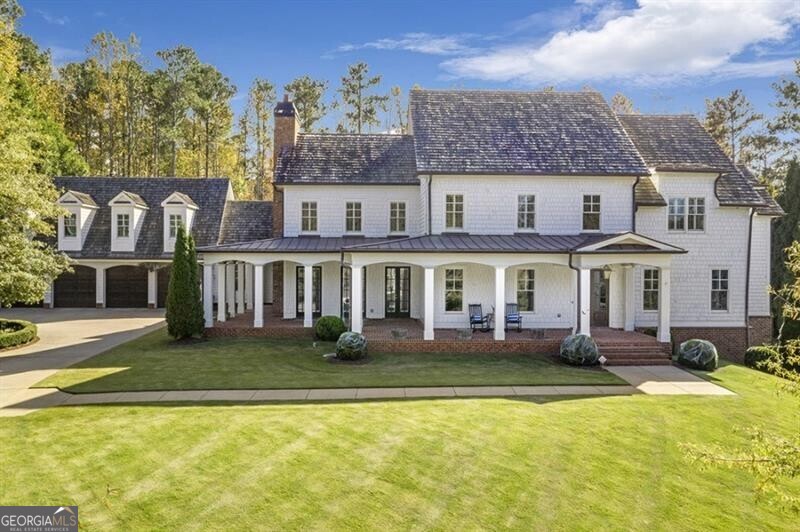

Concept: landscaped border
[[0, 319, 38, 350]]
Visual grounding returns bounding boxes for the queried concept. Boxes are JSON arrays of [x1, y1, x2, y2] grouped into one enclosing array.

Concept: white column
[[226, 263, 236, 318], [245, 264, 254, 310], [95, 267, 105, 308], [254, 264, 264, 327], [303, 264, 313, 328], [494, 266, 506, 341], [578, 268, 591, 335], [608, 268, 623, 329], [424, 267, 435, 340], [624, 265, 635, 332], [216, 264, 226, 322], [43, 281, 54, 308], [236, 263, 246, 315], [351, 266, 363, 333], [147, 269, 158, 309], [203, 264, 214, 327], [658, 267, 671, 343]]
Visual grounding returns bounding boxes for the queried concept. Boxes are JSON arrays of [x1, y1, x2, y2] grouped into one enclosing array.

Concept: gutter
[[745, 207, 755, 346], [427, 175, 432, 235], [631, 176, 641, 232], [568, 252, 581, 333]]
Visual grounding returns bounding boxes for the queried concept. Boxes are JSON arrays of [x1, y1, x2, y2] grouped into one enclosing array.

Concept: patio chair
[[505, 303, 523, 332], [468, 304, 491, 332]]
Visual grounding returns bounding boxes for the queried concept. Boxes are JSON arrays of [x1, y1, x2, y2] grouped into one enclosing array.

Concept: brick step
[[604, 358, 672, 366], [596, 341, 661, 348], [601, 348, 670, 356], [599, 344, 666, 351]]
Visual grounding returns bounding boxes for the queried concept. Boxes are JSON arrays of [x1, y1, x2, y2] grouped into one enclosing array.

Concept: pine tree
[[244, 78, 275, 200], [335, 62, 388, 134], [772, 161, 800, 340], [285, 75, 327, 132], [704, 90, 763, 164], [166, 225, 202, 339], [610, 92, 636, 114], [185, 233, 204, 334], [770, 59, 799, 151]]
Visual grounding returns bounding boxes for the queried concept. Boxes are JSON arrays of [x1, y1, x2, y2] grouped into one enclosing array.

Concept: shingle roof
[[275, 134, 417, 185], [164, 191, 198, 207], [634, 177, 666, 207], [53, 176, 231, 259], [113, 191, 148, 208], [716, 169, 766, 206], [737, 165, 784, 216], [64, 190, 97, 207], [219, 201, 274, 244], [617, 114, 734, 173], [200, 236, 401, 253], [409, 89, 648, 176]]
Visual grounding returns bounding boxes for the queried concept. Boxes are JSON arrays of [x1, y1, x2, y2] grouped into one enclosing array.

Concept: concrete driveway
[[0, 308, 165, 414]]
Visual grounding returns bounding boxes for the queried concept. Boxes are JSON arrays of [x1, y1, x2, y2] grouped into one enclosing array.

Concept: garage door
[[106, 266, 148, 308], [54, 265, 96, 307], [157, 266, 171, 308]]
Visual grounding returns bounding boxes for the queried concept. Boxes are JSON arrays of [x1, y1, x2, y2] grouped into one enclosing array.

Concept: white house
[[196, 90, 782, 361]]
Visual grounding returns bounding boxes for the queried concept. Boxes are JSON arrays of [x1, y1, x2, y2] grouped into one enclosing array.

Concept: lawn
[[3, 364, 798, 530], [34, 329, 623, 392]]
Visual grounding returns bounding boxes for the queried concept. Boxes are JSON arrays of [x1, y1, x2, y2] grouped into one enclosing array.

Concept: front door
[[296, 266, 322, 317], [590, 269, 609, 327], [385, 266, 410, 318]]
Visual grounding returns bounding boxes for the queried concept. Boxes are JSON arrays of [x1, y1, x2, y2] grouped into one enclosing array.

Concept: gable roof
[[53, 176, 232, 259], [275, 134, 417, 185], [162, 191, 198, 208], [737, 165, 784, 216], [109, 190, 148, 208], [59, 190, 98, 207], [219, 201, 274, 244], [409, 89, 649, 176], [617, 114, 734, 173]]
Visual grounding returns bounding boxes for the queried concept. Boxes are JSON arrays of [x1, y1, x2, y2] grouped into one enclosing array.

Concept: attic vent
[[61, 199, 77, 204], [113, 200, 131, 204]]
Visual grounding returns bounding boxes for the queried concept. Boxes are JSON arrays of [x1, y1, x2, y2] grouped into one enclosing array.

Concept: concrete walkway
[[0, 308, 165, 414], [605, 365, 735, 395]]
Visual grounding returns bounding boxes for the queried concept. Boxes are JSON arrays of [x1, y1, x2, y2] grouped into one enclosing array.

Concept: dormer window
[[63, 213, 77, 237], [108, 191, 149, 252], [161, 192, 198, 252], [117, 213, 130, 238], [169, 214, 183, 237]]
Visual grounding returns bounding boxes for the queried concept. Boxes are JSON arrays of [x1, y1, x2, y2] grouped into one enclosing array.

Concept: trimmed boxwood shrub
[[0, 319, 37, 349], [336, 331, 368, 360], [559, 334, 600, 366], [315, 315, 346, 341], [677, 339, 718, 371], [744, 345, 780, 369]]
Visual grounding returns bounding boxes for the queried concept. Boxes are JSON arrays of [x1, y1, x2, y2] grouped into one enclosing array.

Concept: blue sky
[[18, 0, 800, 130]]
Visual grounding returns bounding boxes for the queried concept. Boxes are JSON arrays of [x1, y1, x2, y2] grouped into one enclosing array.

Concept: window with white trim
[[63, 213, 77, 237], [169, 214, 183, 238], [668, 198, 685, 230], [517, 195, 535, 230], [390, 202, 406, 233], [345, 202, 362, 233], [687, 198, 705, 231], [669, 197, 705, 231], [711, 269, 729, 311], [444, 268, 463, 312], [445, 194, 464, 230], [117, 213, 130, 238], [301, 202, 317, 232], [582, 195, 600, 231], [517, 269, 535, 312], [643, 269, 659, 311]]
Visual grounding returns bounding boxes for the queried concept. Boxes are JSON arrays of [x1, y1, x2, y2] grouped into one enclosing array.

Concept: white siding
[[282, 185, 421, 237], [429, 175, 635, 235], [749, 215, 771, 316]]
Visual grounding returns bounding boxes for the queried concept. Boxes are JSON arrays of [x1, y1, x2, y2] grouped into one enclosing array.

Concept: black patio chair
[[505, 303, 523, 332], [468, 304, 491, 332]]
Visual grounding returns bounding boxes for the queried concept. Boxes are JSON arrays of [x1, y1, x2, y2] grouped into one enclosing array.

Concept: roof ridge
[[55, 175, 231, 181], [298, 133, 411, 138]]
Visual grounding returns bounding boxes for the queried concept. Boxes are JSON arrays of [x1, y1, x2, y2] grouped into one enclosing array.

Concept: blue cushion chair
[[468, 304, 491, 332], [505, 303, 523, 332]]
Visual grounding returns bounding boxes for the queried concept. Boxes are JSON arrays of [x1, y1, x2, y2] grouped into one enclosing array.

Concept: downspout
[[427, 175, 432, 235], [631, 176, 641, 232], [745, 207, 755, 347], [568, 252, 580, 333]]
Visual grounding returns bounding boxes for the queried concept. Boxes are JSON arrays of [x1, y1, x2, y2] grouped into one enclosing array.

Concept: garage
[[157, 266, 171, 308], [54, 265, 96, 307], [106, 266, 148, 308]]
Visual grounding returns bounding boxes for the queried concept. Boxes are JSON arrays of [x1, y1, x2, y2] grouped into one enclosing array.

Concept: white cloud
[[442, 0, 800, 85], [36, 9, 69, 26], [332, 32, 476, 56]]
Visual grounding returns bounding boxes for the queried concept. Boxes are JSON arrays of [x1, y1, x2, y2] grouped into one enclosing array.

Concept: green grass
[[35, 329, 623, 392], [3, 364, 798, 530]]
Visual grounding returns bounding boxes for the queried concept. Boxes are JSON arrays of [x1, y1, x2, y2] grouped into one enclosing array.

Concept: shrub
[[677, 339, 718, 371], [0, 319, 37, 349], [166, 226, 204, 339], [744, 345, 780, 369], [559, 334, 600, 366], [315, 315, 346, 341], [336, 331, 368, 360]]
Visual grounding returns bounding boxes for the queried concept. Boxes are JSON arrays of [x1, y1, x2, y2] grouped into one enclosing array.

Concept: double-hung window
[[390, 202, 406, 233], [301, 201, 317, 232], [444, 268, 463, 312], [711, 269, 729, 311], [445, 194, 464, 230], [63, 213, 77, 237], [669, 197, 705, 231], [169, 214, 183, 238], [643, 269, 659, 311], [345, 202, 362, 233], [517, 269, 535, 312], [117, 213, 130, 238], [517, 195, 536, 230], [582, 195, 600, 231]]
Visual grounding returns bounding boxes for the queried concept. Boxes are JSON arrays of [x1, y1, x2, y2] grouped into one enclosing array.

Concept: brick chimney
[[271, 94, 297, 316]]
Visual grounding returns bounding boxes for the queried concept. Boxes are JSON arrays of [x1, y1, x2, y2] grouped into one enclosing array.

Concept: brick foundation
[[748, 316, 773, 346], [670, 317, 774, 363], [369, 338, 560, 354], [205, 325, 314, 339]]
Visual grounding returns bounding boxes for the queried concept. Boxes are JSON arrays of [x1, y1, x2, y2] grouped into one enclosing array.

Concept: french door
[[296, 266, 322, 317], [385, 266, 411, 318]]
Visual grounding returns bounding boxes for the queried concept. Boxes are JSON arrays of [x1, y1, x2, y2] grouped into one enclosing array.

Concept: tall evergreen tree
[[244, 78, 275, 200], [335, 62, 388, 134], [772, 161, 800, 340], [285, 75, 327, 132], [770, 59, 800, 151], [610, 92, 636, 114], [155, 46, 199, 176], [185, 232, 204, 333], [166, 225, 203, 339], [704, 90, 763, 164]]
